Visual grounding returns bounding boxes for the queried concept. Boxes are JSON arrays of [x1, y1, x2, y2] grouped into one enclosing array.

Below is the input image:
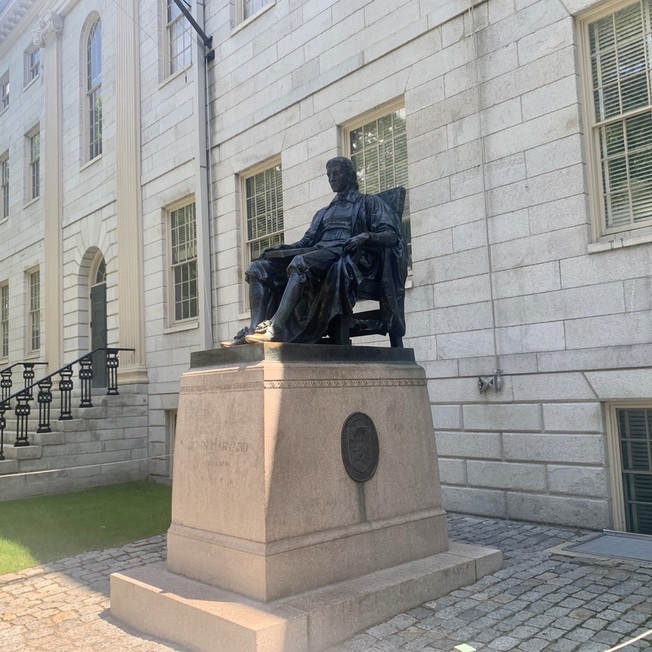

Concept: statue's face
[[327, 164, 350, 194]]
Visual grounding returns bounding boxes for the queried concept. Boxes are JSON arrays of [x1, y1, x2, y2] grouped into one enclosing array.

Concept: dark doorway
[[90, 259, 107, 388]]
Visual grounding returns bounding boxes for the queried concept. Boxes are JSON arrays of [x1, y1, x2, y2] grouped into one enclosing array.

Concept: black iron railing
[[0, 348, 134, 461], [0, 362, 49, 406]]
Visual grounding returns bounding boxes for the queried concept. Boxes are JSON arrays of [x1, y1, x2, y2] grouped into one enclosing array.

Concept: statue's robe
[[246, 189, 408, 344]]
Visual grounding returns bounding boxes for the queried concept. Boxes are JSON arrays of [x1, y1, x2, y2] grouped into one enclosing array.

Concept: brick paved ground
[[0, 515, 651, 651]]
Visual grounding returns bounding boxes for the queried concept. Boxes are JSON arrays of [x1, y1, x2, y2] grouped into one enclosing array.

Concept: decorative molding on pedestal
[[179, 378, 427, 394], [33, 12, 63, 47]]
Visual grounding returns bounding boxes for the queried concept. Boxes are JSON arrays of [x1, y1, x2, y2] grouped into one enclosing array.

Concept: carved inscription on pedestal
[[184, 439, 249, 468], [341, 412, 379, 483]]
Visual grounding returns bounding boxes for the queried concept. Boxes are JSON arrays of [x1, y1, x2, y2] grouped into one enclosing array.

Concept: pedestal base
[[111, 542, 501, 652], [111, 344, 503, 650]]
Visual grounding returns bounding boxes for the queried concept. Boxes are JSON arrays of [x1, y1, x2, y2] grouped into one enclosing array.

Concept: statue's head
[[326, 157, 359, 192]]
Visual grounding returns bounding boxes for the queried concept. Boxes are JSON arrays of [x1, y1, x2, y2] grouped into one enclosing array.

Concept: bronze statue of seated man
[[223, 156, 407, 346]]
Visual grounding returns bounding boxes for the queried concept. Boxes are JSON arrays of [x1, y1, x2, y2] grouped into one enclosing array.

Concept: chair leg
[[389, 333, 403, 348], [330, 315, 352, 345]]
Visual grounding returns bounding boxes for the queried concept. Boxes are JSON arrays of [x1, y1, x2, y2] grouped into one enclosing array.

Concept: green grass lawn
[[0, 481, 172, 575]]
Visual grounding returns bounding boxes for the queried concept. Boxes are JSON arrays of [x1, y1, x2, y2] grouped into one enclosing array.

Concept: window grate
[[618, 407, 652, 534]]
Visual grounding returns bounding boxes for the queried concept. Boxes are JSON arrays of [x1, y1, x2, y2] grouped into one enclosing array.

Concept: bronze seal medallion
[[341, 412, 379, 483]]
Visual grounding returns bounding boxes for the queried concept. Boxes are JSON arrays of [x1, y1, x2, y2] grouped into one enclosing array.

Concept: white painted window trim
[[342, 99, 412, 271], [85, 16, 102, 163], [0, 71, 9, 113], [579, 0, 652, 243], [0, 152, 8, 220], [25, 125, 40, 203], [24, 44, 40, 87], [239, 157, 284, 311], [167, 197, 199, 327], [0, 281, 8, 360], [232, 0, 275, 33], [164, 0, 193, 79], [26, 267, 40, 355]]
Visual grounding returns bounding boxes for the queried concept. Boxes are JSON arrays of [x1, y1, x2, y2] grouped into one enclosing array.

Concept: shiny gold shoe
[[244, 331, 275, 343], [244, 321, 276, 343]]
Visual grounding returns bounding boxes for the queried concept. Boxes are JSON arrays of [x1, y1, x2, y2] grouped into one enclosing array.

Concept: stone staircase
[[0, 384, 149, 500]]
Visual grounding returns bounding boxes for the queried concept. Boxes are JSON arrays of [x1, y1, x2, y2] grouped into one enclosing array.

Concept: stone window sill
[[164, 320, 199, 335]]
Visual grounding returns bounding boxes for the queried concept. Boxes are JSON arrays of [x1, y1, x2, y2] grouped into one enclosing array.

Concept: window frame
[[165, 0, 193, 78], [26, 126, 40, 202], [167, 199, 198, 325], [0, 152, 8, 220], [86, 18, 102, 162], [237, 0, 275, 24], [27, 268, 40, 354], [606, 402, 652, 533], [580, 0, 652, 242], [0, 71, 8, 112], [0, 282, 8, 359], [24, 45, 40, 86], [239, 159, 284, 309], [343, 99, 411, 266]]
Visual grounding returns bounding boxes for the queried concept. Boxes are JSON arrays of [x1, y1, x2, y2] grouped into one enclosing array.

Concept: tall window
[[0, 283, 8, 359], [242, 0, 273, 21], [87, 19, 102, 160], [28, 269, 40, 353], [169, 202, 198, 322], [1, 154, 8, 219], [27, 128, 40, 201], [585, 1, 652, 235], [243, 163, 284, 265], [166, 0, 192, 75], [346, 105, 411, 263], [0, 72, 8, 110], [25, 46, 40, 85]]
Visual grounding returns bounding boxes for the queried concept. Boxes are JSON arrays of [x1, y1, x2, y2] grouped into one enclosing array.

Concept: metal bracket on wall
[[172, 0, 215, 62], [478, 370, 503, 394]]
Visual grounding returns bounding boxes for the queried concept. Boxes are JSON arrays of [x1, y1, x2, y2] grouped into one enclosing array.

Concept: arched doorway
[[90, 257, 107, 387]]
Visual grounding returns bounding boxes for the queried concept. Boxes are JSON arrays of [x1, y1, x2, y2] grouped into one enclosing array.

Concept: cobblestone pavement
[[0, 515, 651, 651]]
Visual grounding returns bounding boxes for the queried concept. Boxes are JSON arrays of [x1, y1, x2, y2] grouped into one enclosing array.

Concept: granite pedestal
[[111, 344, 501, 651]]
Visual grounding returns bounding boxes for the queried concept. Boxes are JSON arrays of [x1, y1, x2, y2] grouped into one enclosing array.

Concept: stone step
[[0, 459, 18, 474], [32, 430, 66, 446], [1, 443, 43, 460]]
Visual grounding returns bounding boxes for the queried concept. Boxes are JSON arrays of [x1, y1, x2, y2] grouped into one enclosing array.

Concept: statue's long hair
[[326, 157, 359, 191]]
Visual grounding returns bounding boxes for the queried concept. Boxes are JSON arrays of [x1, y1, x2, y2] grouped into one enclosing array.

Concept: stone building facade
[[1, 0, 652, 533]]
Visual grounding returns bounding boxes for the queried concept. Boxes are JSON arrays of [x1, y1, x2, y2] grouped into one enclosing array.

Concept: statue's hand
[[343, 232, 371, 253], [260, 244, 283, 257]]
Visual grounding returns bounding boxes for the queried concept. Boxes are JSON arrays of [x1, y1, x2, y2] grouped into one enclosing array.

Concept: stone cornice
[[32, 10, 63, 46], [0, 0, 38, 48]]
